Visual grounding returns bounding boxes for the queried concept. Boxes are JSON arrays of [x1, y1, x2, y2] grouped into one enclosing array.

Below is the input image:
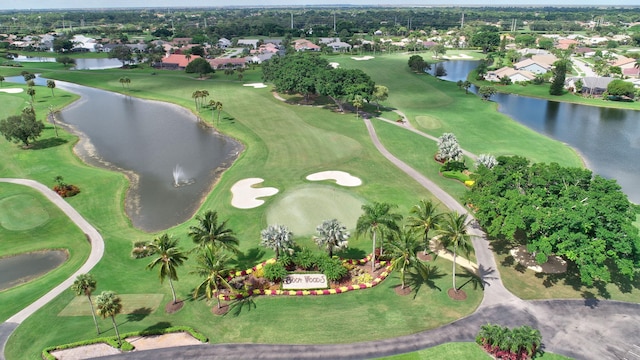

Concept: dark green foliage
[[467, 156, 640, 286], [476, 323, 542, 359], [131, 241, 154, 258], [262, 53, 330, 101], [185, 57, 214, 78], [607, 79, 635, 98], [108, 45, 133, 67], [407, 55, 430, 73], [441, 160, 467, 172], [470, 26, 500, 53], [318, 256, 348, 282], [293, 248, 316, 270], [0, 107, 44, 147], [478, 85, 497, 101], [549, 60, 568, 96], [263, 262, 288, 282]]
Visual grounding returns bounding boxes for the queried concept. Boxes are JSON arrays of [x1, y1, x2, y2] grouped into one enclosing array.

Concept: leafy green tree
[[437, 212, 473, 293], [0, 75, 4, 87], [431, 44, 447, 59], [478, 85, 497, 101], [191, 243, 234, 309], [146, 234, 188, 304], [313, 219, 350, 257], [0, 107, 45, 147], [355, 202, 402, 271], [47, 80, 56, 97], [262, 53, 329, 102], [407, 199, 443, 255], [71, 274, 100, 335], [56, 56, 76, 67], [95, 291, 123, 346], [388, 228, 423, 289], [188, 210, 239, 253], [260, 224, 294, 260], [607, 79, 635, 98], [549, 59, 568, 96], [475, 60, 488, 80], [407, 54, 430, 73], [109, 45, 133, 67], [317, 68, 375, 112], [470, 26, 500, 53], [352, 94, 363, 118], [514, 34, 536, 48], [371, 85, 389, 110], [462, 81, 472, 94], [185, 57, 214, 78]]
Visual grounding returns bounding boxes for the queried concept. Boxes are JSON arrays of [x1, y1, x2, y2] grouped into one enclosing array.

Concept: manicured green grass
[[0, 194, 50, 230], [380, 342, 572, 359], [58, 294, 164, 316]]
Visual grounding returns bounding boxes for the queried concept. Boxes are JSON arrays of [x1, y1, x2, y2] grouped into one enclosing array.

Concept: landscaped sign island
[[282, 274, 328, 290]]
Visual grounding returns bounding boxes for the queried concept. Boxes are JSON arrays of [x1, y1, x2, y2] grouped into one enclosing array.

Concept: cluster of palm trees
[[118, 76, 131, 89], [71, 273, 124, 347], [191, 89, 223, 125], [356, 200, 474, 294]]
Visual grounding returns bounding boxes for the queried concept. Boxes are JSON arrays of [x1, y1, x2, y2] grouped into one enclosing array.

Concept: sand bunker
[[243, 83, 268, 89], [329, 62, 340, 68], [231, 178, 279, 209], [510, 245, 567, 274], [441, 53, 473, 60], [0, 88, 24, 94], [351, 56, 375, 61], [306, 171, 362, 187]]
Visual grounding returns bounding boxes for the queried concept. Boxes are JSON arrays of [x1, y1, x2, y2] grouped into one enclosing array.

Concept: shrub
[[317, 256, 348, 282], [278, 252, 294, 270], [264, 262, 288, 282], [293, 248, 316, 270], [131, 241, 154, 258], [441, 160, 467, 172], [353, 273, 373, 285]]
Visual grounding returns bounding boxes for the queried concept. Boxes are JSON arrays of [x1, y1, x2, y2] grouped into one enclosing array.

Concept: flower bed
[[218, 254, 392, 301]]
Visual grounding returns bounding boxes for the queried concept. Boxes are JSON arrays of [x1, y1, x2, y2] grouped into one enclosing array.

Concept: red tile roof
[[161, 54, 201, 68]]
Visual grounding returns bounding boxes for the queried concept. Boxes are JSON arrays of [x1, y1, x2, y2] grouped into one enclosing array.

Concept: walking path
[[0, 178, 105, 360]]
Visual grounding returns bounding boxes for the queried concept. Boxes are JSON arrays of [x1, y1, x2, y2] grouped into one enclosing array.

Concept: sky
[[2, 0, 639, 11]]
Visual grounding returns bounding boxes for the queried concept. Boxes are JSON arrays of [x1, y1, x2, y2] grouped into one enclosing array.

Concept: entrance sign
[[282, 274, 328, 290]]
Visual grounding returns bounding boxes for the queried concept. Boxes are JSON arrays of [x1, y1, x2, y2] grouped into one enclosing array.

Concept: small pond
[[6, 55, 123, 70], [0, 250, 68, 291]]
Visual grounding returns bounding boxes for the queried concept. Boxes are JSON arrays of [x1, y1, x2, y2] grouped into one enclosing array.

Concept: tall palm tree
[[0, 75, 4, 87], [70, 273, 100, 335], [260, 224, 294, 260], [95, 291, 123, 346], [387, 227, 422, 289], [437, 211, 473, 293], [208, 99, 217, 123], [407, 199, 443, 256], [352, 95, 363, 119], [47, 79, 56, 97], [355, 202, 402, 271], [215, 101, 223, 125], [200, 89, 209, 106], [146, 234, 188, 304], [192, 90, 203, 111], [191, 243, 234, 309], [313, 219, 350, 258], [188, 210, 239, 253]]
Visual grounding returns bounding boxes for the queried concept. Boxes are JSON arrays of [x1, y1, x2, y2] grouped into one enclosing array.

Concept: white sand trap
[[329, 62, 340, 68], [306, 171, 362, 187], [351, 56, 375, 61], [243, 83, 268, 89], [442, 53, 473, 60], [231, 178, 279, 209], [0, 88, 24, 93]]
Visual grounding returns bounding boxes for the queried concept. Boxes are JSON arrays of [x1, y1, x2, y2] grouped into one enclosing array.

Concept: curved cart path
[[0, 178, 105, 360], [92, 119, 640, 360]]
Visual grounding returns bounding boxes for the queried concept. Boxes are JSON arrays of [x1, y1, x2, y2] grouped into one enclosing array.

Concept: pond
[[435, 60, 640, 204], [6, 55, 123, 70], [6, 75, 242, 231], [0, 250, 68, 291]]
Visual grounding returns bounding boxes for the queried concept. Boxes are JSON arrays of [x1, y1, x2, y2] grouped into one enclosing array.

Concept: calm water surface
[[438, 60, 640, 203], [8, 55, 122, 70], [0, 250, 67, 291]]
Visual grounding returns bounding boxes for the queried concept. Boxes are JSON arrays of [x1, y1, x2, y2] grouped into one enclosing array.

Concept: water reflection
[[0, 250, 67, 291]]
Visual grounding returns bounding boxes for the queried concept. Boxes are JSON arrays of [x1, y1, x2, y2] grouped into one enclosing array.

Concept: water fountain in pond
[[172, 164, 194, 187]]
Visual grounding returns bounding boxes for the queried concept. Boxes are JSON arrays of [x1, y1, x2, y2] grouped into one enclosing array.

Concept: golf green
[[0, 194, 50, 231], [266, 185, 364, 235]]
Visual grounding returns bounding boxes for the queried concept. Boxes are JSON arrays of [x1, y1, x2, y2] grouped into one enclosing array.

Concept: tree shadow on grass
[[31, 137, 67, 150], [336, 247, 367, 260], [222, 116, 235, 124], [406, 263, 445, 299], [124, 307, 153, 324], [142, 322, 172, 332], [233, 247, 266, 270], [225, 297, 256, 317]]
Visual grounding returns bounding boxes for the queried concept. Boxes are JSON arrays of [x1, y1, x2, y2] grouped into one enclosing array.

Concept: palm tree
[[70, 273, 100, 335], [95, 291, 123, 346], [437, 211, 473, 293], [27, 87, 36, 104], [1, 75, 5, 87], [191, 243, 234, 309], [192, 90, 202, 110], [146, 234, 188, 304], [118, 76, 130, 89], [407, 199, 443, 256], [188, 210, 239, 253], [352, 95, 363, 119], [200, 89, 209, 106], [260, 224, 294, 260], [47, 79, 56, 97], [313, 219, 350, 258], [387, 227, 422, 289], [355, 202, 402, 271], [215, 101, 223, 125], [208, 99, 217, 123]]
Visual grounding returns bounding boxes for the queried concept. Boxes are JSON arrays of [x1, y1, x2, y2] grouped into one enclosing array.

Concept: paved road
[[0, 178, 105, 360]]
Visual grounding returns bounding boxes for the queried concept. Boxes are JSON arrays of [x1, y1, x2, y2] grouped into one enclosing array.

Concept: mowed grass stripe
[[58, 294, 164, 316]]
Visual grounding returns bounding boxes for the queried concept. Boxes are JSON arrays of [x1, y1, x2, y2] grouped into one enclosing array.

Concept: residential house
[[579, 76, 615, 96], [326, 40, 351, 52], [623, 67, 640, 78], [292, 39, 320, 51], [71, 35, 98, 52], [237, 39, 259, 49], [486, 67, 535, 83], [556, 38, 578, 50], [218, 38, 232, 48], [612, 56, 638, 71], [246, 52, 276, 64], [159, 53, 201, 69], [208, 57, 246, 69], [530, 54, 558, 67], [171, 37, 192, 46], [513, 58, 552, 74]]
